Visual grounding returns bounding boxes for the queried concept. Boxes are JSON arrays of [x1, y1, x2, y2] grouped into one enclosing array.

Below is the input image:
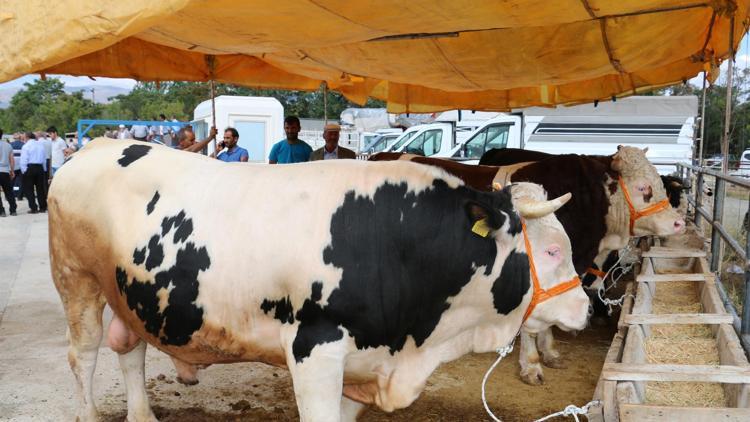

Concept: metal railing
[[677, 162, 750, 354]]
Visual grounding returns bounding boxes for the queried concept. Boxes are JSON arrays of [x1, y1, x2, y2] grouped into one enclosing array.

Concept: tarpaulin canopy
[[1, 1, 748, 112]]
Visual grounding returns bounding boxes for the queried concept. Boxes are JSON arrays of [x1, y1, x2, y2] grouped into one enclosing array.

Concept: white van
[[192, 96, 284, 163], [441, 96, 697, 174]]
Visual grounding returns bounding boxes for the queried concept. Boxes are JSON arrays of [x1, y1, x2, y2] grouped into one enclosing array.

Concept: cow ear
[[465, 201, 501, 236], [642, 147, 649, 154]]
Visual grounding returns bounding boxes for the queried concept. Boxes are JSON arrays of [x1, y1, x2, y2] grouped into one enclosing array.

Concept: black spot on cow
[[174, 218, 193, 244], [117, 144, 152, 167], [261, 297, 295, 324], [260, 179, 524, 362], [479, 148, 552, 166], [145, 235, 164, 271], [116, 210, 210, 346], [133, 246, 147, 265], [643, 185, 653, 203], [292, 282, 344, 362], [492, 250, 530, 314], [147, 191, 160, 215], [660, 175, 685, 209]]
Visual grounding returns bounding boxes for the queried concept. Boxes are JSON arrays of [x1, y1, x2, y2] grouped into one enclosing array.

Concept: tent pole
[[210, 79, 217, 153], [323, 82, 329, 125], [698, 73, 707, 167], [721, 16, 735, 174]]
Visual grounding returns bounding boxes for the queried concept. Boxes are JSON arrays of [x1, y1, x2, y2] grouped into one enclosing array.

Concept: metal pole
[[323, 82, 328, 125], [695, 171, 704, 227], [698, 73, 707, 167], [711, 177, 726, 273], [721, 17, 735, 174], [744, 189, 750, 336], [210, 79, 217, 153]]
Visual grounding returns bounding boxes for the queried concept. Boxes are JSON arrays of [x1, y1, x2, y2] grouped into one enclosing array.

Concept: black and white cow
[[49, 140, 588, 421]]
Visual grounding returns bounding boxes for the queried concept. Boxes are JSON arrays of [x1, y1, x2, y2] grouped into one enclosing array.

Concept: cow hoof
[[176, 376, 199, 386], [542, 356, 567, 369], [520, 368, 545, 385]]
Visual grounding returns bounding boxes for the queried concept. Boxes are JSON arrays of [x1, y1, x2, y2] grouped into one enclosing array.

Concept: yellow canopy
[[1, 1, 748, 112]]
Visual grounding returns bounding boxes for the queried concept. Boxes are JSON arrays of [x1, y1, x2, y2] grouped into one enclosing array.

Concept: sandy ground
[[0, 200, 615, 422]]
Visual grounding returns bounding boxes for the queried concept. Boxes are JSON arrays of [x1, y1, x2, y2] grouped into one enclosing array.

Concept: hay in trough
[[644, 279, 727, 407]]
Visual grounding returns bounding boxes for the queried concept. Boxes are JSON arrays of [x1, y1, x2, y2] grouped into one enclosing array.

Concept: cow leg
[[286, 339, 347, 422], [56, 274, 105, 422], [341, 396, 367, 422], [518, 330, 544, 385], [537, 328, 566, 369], [118, 340, 157, 422]]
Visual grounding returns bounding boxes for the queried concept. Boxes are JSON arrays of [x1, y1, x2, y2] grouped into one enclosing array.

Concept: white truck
[[441, 96, 697, 174], [192, 96, 284, 163]]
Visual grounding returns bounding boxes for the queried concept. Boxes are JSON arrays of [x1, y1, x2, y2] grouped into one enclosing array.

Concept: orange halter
[[521, 220, 582, 323], [617, 177, 671, 236], [585, 267, 607, 279]]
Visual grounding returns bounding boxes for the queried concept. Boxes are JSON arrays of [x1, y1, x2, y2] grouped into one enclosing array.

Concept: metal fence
[[677, 162, 750, 354]]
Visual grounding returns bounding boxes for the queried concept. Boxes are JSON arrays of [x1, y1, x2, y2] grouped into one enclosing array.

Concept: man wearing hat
[[309, 123, 356, 161]]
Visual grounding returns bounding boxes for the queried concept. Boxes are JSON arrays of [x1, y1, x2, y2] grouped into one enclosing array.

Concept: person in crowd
[[117, 124, 132, 140], [174, 126, 217, 153], [212, 127, 249, 162], [48, 126, 67, 177], [10, 133, 24, 200], [131, 120, 149, 141], [0, 130, 17, 217], [309, 123, 356, 161], [19, 132, 47, 213], [38, 131, 52, 190], [268, 116, 312, 164]]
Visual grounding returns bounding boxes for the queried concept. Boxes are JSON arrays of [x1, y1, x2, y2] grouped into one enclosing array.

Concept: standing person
[[10, 133, 24, 200], [131, 121, 149, 141], [174, 126, 217, 153], [268, 116, 312, 164], [0, 131, 17, 216], [19, 132, 47, 213], [212, 128, 249, 162], [48, 126, 67, 177], [309, 123, 356, 161]]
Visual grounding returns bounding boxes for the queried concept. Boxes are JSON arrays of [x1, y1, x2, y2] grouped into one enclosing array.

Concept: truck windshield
[[390, 131, 417, 151]]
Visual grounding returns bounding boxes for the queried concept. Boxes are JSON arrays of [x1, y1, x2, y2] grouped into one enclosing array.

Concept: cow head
[[511, 183, 589, 333], [611, 146, 685, 236]]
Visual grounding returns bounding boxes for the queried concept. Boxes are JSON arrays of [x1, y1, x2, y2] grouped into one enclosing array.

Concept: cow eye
[[637, 184, 649, 192], [545, 247, 561, 258]]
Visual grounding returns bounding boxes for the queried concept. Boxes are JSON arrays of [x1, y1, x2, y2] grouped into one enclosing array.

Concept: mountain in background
[[0, 84, 131, 108]]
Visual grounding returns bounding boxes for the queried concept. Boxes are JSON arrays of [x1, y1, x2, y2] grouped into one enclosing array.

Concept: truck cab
[[446, 115, 522, 163]]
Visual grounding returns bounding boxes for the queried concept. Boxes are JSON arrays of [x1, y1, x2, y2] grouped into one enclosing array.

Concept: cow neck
[[520, 220, 581, 323], [617, 177, 670, 236]]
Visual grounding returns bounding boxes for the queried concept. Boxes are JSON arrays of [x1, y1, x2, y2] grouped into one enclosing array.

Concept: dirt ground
[[0, 203, 616, 422], [95, 325, 614, 422]]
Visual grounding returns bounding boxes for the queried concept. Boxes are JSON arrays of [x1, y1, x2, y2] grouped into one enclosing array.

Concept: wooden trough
[[586, 235, 750, 421]]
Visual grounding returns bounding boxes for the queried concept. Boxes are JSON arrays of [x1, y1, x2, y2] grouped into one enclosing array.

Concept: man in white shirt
[[131, 122, 149, 141], [117, 125, 133, 140], [19, 132, 48, 213], [48, 126, 67, 176]]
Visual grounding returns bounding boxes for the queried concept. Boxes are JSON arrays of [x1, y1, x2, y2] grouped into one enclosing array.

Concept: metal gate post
[[743, 190, 750, 336], [710, 177, 726, 273], [695, 171, 704, 226]]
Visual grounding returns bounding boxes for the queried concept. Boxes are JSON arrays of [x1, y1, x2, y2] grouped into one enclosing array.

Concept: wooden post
[[698, 73, 707, 167], [721, 17, 735, 174], [323, 82, 329, 125]]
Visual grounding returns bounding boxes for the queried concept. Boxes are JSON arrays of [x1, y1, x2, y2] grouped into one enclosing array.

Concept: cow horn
[[516, 192, 572, 218]]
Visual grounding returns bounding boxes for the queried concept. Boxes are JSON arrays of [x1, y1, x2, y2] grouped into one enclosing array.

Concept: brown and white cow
[[371, 147, 685, 384], [49, 139, 588, 421]]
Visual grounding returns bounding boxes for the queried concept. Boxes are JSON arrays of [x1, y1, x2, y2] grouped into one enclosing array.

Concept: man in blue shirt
[[19, 132, 47, 213], [213, 127, 249, 162], [268, 116, 312, 164]]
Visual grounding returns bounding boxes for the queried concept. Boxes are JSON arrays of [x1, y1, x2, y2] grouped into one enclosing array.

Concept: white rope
[[481, 337, 516, 422], [587, 242, 638, 315], [533, 400, 601, 422]]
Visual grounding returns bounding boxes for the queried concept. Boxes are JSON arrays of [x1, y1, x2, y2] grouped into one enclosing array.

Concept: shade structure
[[1, 0, 748, 112]]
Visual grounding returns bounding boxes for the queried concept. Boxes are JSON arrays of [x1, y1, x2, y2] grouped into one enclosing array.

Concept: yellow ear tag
[[472, 218, 491, 237]]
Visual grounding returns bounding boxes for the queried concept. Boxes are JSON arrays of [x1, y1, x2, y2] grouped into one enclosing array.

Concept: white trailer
[[439, 96, 698, 174], [192, 96, 284, 163]]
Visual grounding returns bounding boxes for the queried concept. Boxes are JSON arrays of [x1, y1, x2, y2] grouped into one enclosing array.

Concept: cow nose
[[674, 218, 685, 233]]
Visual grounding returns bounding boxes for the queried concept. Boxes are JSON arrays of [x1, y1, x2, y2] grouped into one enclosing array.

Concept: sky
[[1, 35, 750, 96]]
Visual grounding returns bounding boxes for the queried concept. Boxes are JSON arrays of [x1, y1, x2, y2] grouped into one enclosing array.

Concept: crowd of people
[[0, 115, 356, 216]]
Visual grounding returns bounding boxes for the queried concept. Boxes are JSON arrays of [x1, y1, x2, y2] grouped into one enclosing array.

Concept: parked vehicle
[[441, 96, 698, 174]]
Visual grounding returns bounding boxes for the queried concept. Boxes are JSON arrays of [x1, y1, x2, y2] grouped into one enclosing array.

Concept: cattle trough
[[586, 229, 750, 421]]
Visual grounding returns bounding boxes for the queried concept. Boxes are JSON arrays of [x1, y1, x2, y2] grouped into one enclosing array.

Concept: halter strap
[[617, 177, 671, 236], [585, 267, 607, 279], [521, 220, 582, 323]]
